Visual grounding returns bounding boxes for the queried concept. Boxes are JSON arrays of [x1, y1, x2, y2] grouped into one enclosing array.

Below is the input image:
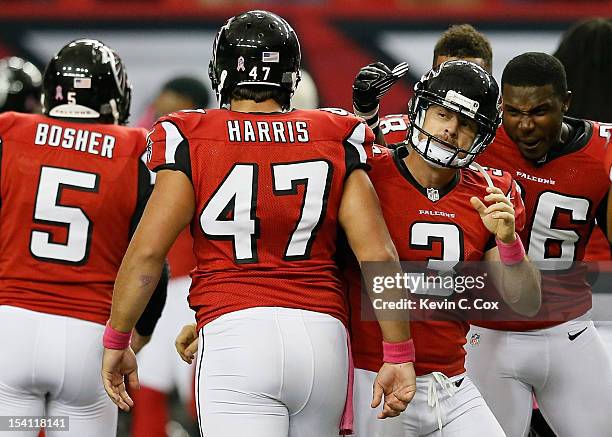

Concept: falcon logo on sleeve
[[145, 128, 155, 163]]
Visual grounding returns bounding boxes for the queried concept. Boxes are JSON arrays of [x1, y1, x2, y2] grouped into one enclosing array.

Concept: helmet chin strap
[[414, 139, 448, 169]]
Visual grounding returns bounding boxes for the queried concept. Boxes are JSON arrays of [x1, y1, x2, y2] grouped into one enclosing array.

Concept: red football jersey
[[0, 112, 149, 325], [587, 122, 612, 260], [476, 119, 611, 330], [147, 108, 371, 331], [167, 228, 196, 278], [584, 225, 611, 261], [379, 113, 411, 146], [348, 145, 525, 376]]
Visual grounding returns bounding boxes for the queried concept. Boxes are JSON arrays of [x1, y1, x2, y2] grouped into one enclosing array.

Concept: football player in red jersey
[[101, 11, 416, 437], [0, 39, 168, 436], [348, 60, 541, 436], [354, 32, 560, 436], [465, 53, 612, 437], [354, 24, 493, 148]]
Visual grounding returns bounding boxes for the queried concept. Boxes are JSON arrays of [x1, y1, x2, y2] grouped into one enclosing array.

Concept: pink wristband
[[496, 233, 526, 266], [103, 322, 132, 350], [382, 339, 415, 363]]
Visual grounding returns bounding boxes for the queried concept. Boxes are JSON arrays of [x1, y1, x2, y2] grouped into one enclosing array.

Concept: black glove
[[352, 61, 410, 128]]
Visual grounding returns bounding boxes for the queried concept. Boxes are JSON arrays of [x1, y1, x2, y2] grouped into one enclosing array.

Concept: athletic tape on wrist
[[353, 105, 380, 129], [103, 322, 132, 350], [382, 339, 415, 363], [496, 233, 526, 266]]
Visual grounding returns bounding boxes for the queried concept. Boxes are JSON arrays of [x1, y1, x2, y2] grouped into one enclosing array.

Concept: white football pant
[[353, 368, 506, 436], [0, 305, 117, 437], [195, 307, 348, 437], [466, 316, 612, 437]]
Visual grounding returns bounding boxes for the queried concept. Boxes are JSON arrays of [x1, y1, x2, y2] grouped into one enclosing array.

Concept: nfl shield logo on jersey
[[470, 333, 481, 346], [427, 188, 440, 202]]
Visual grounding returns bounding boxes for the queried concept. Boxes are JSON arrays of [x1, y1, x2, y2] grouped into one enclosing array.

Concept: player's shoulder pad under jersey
[[147, 109, 212, 159], [585, 120, 612, 158], [552, 119, 612, 181], [154, 109, 209, 136], [296, 108, 374, 158], [365, 144, 398, 181], [317, 107, 354, 118], [147, 112, 191, 172], [595, 121, 612, 181], [81, 121, 148, 158], [314, 107, 372, 135], [0, 111, 20, 136], [124, 125, 149, 156]]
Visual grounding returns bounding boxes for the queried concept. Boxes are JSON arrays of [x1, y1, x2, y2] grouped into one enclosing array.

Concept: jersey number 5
[[199, 160, 331, 263], [30, 166, 99, 264]]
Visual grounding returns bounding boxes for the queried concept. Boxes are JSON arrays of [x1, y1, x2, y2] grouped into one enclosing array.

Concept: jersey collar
[[392, 147, 461, 203]]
